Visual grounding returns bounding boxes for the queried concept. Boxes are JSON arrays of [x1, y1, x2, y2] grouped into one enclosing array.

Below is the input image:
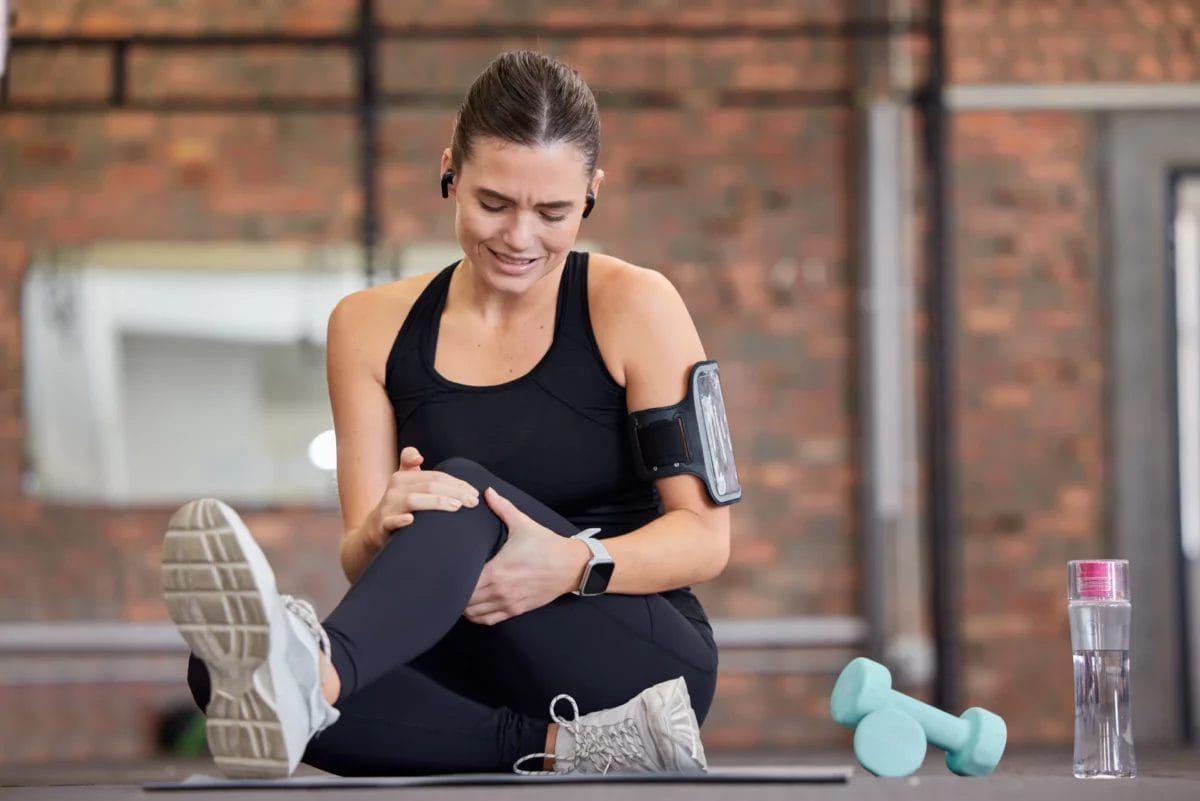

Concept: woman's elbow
[[699, 512, 731, 582], [339, 537, 363, 585]]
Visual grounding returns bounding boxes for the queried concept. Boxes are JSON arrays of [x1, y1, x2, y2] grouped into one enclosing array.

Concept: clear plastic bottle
[[1068, 559, 1137, 779]]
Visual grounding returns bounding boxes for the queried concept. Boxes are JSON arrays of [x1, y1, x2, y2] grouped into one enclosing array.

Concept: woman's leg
[[187, 653, 546, 776], [442, 593, 718, 724], [315, 456, 716, 774], [317, 458, 506, 698], [319, 456, 716, 720], [173, 456, 714, 775]]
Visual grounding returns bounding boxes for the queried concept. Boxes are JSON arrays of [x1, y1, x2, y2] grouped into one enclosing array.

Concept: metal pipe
[[921, 0, 960, 714], [110, 39, 126, 106], [356, 0, 379, 286], [851, 0, 886, 667]]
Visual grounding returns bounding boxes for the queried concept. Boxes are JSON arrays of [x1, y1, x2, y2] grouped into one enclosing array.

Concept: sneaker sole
[[161, 498, 290, 778]]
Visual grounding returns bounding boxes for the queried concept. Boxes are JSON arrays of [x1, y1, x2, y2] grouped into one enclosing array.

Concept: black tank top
[[384, 252, 707, 625]]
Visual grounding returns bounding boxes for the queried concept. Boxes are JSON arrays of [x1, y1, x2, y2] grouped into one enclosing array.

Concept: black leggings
[[186, 457, 719, 775]]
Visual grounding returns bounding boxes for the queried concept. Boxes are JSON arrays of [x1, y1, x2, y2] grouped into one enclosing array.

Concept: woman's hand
[[363, 446, 481, 551], [464, 487, 590, 626]]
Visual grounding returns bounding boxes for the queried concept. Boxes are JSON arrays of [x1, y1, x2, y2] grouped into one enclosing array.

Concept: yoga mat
[[144, 765, 853, 790]]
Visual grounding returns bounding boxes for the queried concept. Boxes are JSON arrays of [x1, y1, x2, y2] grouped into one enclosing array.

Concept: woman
[[164, 49, 736, 779]]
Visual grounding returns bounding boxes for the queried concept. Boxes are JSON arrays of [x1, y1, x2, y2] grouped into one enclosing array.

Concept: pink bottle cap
[[1068, 559, 1130, 601]]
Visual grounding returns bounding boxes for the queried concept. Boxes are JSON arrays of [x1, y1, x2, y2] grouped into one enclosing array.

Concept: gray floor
[[2, 750, 1199, 800]]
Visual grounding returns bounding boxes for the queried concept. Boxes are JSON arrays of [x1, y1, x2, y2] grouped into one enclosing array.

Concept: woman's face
[[443, 137, 601, 293]]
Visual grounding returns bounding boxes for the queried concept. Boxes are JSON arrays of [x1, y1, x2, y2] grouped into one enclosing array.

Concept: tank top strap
[[384, 261, 456, 391], [557, 251, 591, 338], [412, 263, 456, 353], [556, 251, 611, 367]]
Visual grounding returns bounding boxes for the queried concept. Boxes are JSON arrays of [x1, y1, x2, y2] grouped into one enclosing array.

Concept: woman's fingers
[[398, 446, 424, 470], [422, 475, 480, 506], [403, 492, 467, 513], [381, 485, 475, 530], [377, 470, 482, 539], [464, 600, 511, 625], [388, 471, 479, 507], [483, 486, 526, 526], [379, 512, 414, 532]]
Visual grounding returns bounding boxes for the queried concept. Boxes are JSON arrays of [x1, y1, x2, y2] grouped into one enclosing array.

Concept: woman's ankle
[[543, 722, 559, 771], [321, 654, 341, 706]]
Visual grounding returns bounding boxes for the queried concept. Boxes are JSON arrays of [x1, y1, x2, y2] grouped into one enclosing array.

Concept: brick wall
[[953, 111, 1106, 744], [951, 0, 1200, 83], [945, 0, 1197, 747], [0, 0, 1195, 764]]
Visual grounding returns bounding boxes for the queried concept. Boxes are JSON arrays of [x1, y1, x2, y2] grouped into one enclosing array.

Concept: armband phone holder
[[628, 360, 741, 505]]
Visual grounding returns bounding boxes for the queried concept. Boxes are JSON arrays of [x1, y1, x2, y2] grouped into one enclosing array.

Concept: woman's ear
[[582, 169, 605, 219], [440, 149, 455, 198]]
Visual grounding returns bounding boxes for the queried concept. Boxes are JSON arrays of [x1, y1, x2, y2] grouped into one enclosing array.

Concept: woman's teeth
[[493, 251, 535, 266]]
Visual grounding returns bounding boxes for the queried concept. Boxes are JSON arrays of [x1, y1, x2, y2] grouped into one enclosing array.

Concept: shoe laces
[[280, 594, 330, 656], [512, 693, 647, 775]]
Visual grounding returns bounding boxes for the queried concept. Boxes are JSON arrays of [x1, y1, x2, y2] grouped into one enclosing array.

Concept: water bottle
[[1067, 559, 1137, 778]]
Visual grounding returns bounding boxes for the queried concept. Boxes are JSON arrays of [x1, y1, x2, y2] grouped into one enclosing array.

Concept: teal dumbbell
[[851, 707, 928, 777], [830, 657, 1007, 777]]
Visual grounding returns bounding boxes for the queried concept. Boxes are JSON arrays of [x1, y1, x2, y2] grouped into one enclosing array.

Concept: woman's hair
[[450, 50, 600, 175]]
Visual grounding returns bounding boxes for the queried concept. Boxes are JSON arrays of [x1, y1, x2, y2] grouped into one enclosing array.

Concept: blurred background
[[2, 0, 1200, 775]]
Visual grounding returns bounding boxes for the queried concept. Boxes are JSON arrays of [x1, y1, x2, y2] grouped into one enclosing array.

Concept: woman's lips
[[488, 248, 540, 273]]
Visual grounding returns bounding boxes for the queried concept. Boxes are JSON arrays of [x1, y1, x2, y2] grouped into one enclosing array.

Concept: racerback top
[[383, 251, 706, 625]]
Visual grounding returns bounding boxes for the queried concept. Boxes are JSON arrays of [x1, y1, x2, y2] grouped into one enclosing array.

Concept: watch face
[[582, 560, 615, 596]]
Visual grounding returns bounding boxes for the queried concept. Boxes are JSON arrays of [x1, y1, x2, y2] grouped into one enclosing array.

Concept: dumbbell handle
[[886, 690, 970, 752]]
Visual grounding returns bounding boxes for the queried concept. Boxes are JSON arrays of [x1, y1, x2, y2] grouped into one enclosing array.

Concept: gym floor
[[2, 749, 1198, 800]]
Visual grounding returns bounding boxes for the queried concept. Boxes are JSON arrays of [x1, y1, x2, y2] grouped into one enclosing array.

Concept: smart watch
[[572, 528, 614, 597]]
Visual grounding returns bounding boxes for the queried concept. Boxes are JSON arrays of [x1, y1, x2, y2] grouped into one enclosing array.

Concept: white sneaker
[[161, 498, 340, 778], [514, 677, 707, 775]]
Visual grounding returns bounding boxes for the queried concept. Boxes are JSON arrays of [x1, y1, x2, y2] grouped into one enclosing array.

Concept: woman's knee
[[432, 456, 495, 489], [431, 457, 569, 536]]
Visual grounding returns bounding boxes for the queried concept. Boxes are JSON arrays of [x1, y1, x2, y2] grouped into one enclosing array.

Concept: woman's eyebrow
[[476, 187, 575, 211]]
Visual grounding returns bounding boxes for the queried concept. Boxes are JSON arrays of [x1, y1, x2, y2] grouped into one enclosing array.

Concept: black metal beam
[[375, 19, 932, 39], [0, 99, 357, 113], [110, 40, 127, 106], [920, 0, 960, 714], [9, 34, 353, 48], [356, 0, 380, 285], [3, 20, 931, 115], [8, 19, 931, 48]]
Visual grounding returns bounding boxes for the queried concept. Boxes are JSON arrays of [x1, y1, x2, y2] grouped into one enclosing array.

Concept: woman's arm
[[327, 282, 482, 583], [584, 260, 733, 594], [326, 290, 402, 582]]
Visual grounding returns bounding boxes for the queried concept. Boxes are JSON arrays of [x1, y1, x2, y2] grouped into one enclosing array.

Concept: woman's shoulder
[[585, 254, 699, 384], [327, 271, 443, 377], [330, 270, 441, 331], [583, 253, 681, 306], [586, 253, 692, 328]]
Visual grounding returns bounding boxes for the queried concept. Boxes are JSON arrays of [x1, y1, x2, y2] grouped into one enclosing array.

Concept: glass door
[[1173, 171, 1200, 742]]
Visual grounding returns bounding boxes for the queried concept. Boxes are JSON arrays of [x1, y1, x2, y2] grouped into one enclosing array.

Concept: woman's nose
[[500, 212, 536, 251]]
